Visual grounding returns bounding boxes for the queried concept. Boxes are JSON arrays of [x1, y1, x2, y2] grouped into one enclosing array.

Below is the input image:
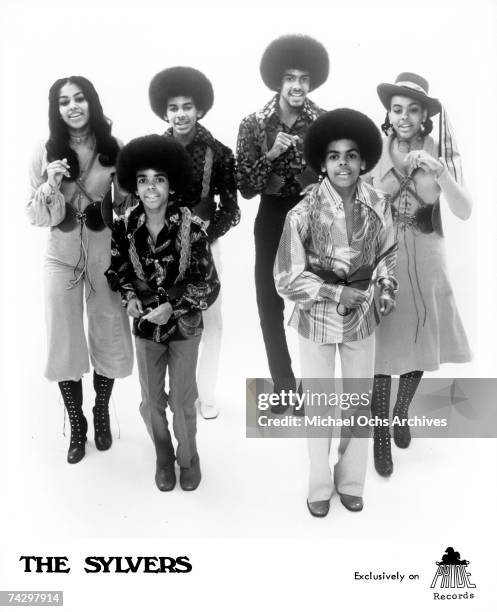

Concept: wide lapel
[[353, 180, 386, 266], [309, 179, 340, 268]]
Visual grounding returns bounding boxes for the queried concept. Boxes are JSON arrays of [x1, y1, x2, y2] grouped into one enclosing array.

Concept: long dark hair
[[46, 76, 119, 180]]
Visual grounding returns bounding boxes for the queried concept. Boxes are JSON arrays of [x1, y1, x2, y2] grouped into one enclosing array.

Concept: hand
[[266, 132, 299, 161], [339, 287, 369, 309], [379, 295, 396, 316], [141, 302, 173, 325], [46, 158, 70, 188], [405, 150, 444, 177], [127, 297, 144, 318]]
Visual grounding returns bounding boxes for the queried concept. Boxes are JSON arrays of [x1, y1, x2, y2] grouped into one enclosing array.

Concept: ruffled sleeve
[[26, 141, 66, 227]]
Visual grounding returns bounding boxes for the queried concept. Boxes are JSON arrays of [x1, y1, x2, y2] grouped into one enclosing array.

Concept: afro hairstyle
[[149, 66, 214, 119], [304, 108, 383, 175], [116, 134, 193, 195], [260, 34, 329, 92]]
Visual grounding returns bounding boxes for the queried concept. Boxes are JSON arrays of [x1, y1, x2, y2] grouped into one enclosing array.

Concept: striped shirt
[[274, 177, 397, 344]]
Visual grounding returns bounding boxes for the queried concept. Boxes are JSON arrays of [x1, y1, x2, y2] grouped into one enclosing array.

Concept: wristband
[[379, 277, 395, 290], [380, 293, 395, 302], [380, 286, 396, 301], [43, 182, 58, 204]]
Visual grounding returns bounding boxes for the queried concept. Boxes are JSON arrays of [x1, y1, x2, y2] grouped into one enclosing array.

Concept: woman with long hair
[[27, 76, 133, 464], [368, 73, 472, 476]]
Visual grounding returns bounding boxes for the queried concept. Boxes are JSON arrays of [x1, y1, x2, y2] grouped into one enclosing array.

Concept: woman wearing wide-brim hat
[[367, 72, 472, 477]]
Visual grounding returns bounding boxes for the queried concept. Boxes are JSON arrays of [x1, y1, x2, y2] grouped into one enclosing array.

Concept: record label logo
[[430, 547, 476, 601]]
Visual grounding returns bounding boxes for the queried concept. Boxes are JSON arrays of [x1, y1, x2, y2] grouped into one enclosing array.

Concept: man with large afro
[[149, 66, 214, 121], [236, 34, 329, 405], [149, 66, 240, 420], [274, 108, 398, 517], [106, 134, 220, 493]]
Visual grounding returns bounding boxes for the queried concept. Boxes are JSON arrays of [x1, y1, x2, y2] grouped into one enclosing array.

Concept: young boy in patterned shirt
[[106, 135, 219, 492], [274, 109, 397, 517]]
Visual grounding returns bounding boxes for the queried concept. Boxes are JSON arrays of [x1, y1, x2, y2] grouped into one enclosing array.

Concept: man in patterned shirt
[[106, 135, 219, 492], [274, 109, 397, 517], [149, 66, 240, 419], [236, 34, 329, 406]]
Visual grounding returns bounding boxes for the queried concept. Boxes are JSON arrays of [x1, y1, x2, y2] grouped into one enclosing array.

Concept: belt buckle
[[336, 303, 351, 317]]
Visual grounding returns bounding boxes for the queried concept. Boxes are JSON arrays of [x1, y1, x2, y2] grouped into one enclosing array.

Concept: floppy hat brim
[[377, 83, 441, 117]]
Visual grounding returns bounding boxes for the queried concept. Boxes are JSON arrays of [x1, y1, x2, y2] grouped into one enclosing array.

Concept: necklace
[[397, 134, 424, 154], [69, 130, 93, 146]]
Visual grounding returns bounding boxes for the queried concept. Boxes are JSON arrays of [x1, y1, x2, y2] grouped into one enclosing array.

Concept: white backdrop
[[1, 0, 496, 609]]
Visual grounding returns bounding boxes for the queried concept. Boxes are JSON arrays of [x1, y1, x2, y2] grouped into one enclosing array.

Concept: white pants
[[196, 239, 222, 407], [299, 333, 375, 502], [44, 243, 133, 382]]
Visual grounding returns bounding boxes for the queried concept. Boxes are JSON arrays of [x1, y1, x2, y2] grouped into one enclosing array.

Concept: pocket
[[176, 311, 202, 338]]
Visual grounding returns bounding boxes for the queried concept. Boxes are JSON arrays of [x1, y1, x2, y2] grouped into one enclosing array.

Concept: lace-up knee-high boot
[[371, 374, 393, 476], [58, 380, 87, 464], [393, 370, 423, 449], [92, 372, 114, 451]]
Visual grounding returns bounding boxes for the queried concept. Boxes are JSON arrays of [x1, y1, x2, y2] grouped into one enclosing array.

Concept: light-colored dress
[[369, 134, 471, 374], [27, 141, 133, 382]]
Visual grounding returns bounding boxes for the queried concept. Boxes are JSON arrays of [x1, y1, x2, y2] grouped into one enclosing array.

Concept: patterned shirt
[[236, 95, 325, 199], [164, 123, 240, 242], [274, 178, 397, 344], [105, 201, 219, 344]]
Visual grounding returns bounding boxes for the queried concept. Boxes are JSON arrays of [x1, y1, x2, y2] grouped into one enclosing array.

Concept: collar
[[316, 177, 386, 223], [257, 94, 321, 127], [374, 132, 437, 181], [164, 122, 216, 149], [124, 200, 183, 236]]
